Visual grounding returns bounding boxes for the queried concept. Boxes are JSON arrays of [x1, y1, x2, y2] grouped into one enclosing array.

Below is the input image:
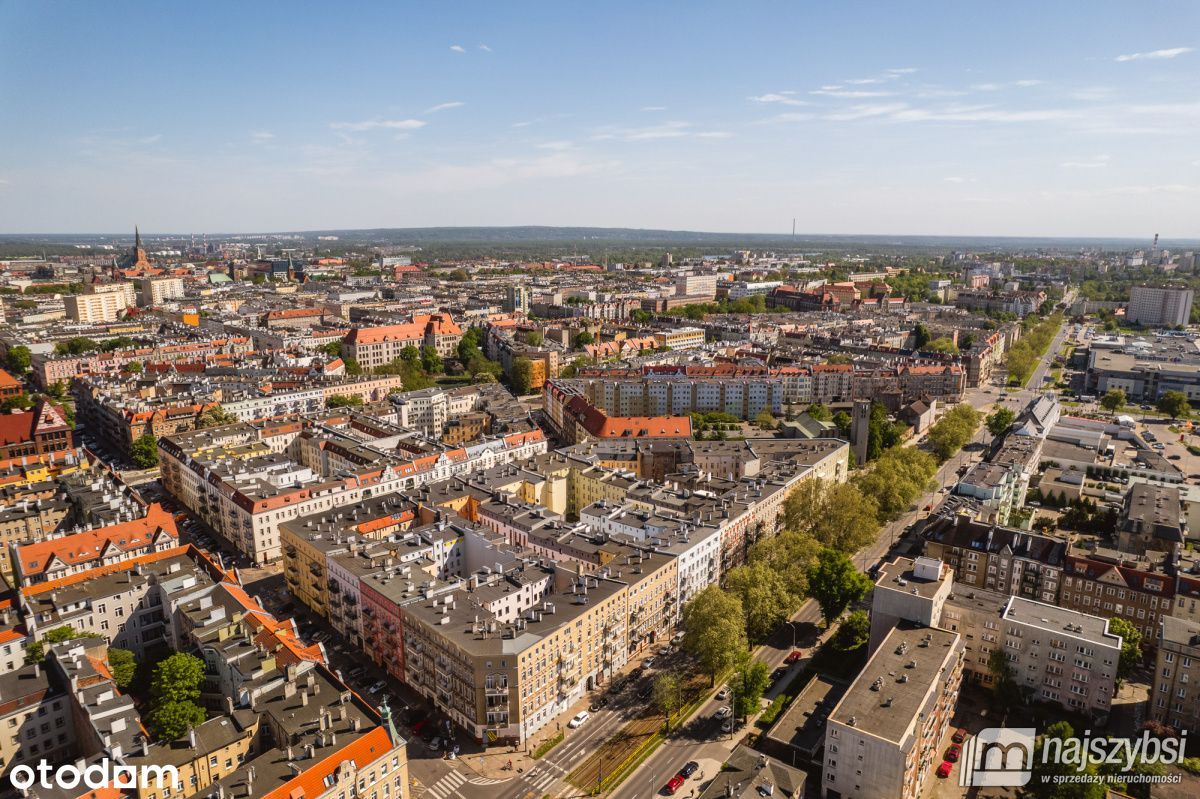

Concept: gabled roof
[[16, 503, 179, 579]]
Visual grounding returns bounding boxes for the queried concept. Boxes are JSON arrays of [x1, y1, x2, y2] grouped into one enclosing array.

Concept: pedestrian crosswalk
[[425, 769, 469, 799], [520, 767, 560, 795]]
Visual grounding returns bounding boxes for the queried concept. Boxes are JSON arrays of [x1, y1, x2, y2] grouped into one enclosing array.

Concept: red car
[[785, 650, 804, 664], [952, 727, 969, 744], [664, 775, 686, 795], [945, 744, 962, 763], [936, 761, 953, 779]]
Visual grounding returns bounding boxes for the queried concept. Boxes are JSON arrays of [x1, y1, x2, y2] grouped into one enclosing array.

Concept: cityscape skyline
[[1, 1, 1198, 236]]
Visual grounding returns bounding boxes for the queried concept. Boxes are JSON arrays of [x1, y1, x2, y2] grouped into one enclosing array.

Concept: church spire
[[135, 225, 142, 250]]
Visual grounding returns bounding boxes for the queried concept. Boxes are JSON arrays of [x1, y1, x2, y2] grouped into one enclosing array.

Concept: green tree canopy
[[681, 585, 748, 683], [420, 345, 443, 374], [913, 323, 931, 349], [652, 671, 683, 728], [1107, 617, 1143, 679], [723, 562, 798, 643], [927, 403, 981, 461], [1100, 388, 1127, 414], [147, 701, 207, 743], [151, 652, 206, 705], [804, 403, 832, 422], [853, 445, 938, 520], [130, 433, 160, 469], [574, 330, 594, 346], [1157, 390, 1191, 419], [782, 478, 881, 553], [805, 548, 872, 627], [986, 407, 1016, 437], [510, 356, 534, 395], [107, 648, 137, 690], [326, 393, 365, 408], [25, 626, 103, 664], [730, 654, 771, 719], [4, 345, 31, 373]]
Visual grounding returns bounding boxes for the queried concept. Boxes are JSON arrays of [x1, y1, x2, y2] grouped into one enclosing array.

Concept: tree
[[986, 407, 1016, 437], [107, 648, 137, 690], [681, 586, 748, 684], [399, 345, 421, 366], [1022, 721, 1108, 799], [24, 626, 103, 664], [805, 548, 872, 627], [630, 308, 651, 324], [196, 405, 238, 428], [151, 652, 206, 705], [510, 357, 534, 395], [1108, 617, 1143, 679], [754, 409, 777, 430], [927, 403, 981, 461], [867, 401, 904, 460], [1100, 388, 1127, 414], [804, 403, 832, 422], [1157, 390, 1191, 419], [652, 671, 682, 728], [782, 479, 880, 553], [574, 330, 594, 346], [832, 610, 870, 652], [448, 268, 470, 281], [420, 345, 443, 374], [130, 433, 159, 469], [124, 360, 143, 374], [147, 701, 207, 743], [926, 337, 959, 355], [730, 654, 771, 719], [854, 439, 938, 519], [749, 530, 821, 598], [327, 394, 364, 409], [342, 357, 363, 375], [913, 323, 931, 349], [723, 563, 797, 644], [320, 340, 343, 357], [5, 345, 31, 374], [523, 330, 544, 347], [987, 648, 1025, 708], [45, 380, 67, 400], [832, 411, 852, 438], [55, 337, 100, 356], [1, 393, 33, 412]]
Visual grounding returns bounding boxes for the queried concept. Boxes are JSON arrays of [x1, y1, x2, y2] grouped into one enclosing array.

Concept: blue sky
[[1, 1, 1198, 237]]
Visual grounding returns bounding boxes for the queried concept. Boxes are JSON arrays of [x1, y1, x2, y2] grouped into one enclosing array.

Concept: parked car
[[678, 762, 700, 778], [715, 706, 732, 720], [945, 744, 962, 762], [588, 696, 609, 712], [672, 631, 686, 644], [952, 728, 969, 744], [715, 688, 729, 701], [367, 681, 386, 694], [936, 760, 953, 778], [785, 650, 804, 664], [428, 737, 441, 751], [721, 718, 734, 733], [771, 667, 788, 682], [663, 775, 686, 795], [643, 657, 656, 669], [568, 711, 590, 729]]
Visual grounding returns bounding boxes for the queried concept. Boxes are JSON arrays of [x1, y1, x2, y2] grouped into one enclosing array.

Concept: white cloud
[[478, 44, 492, 52], [250, 130, 275, 142], [424, 101, 464, 114], [811, 88, 894, 98], [972, 80, 1043, 91], [824, 103, 909, 121], [886, 67, 919, 74], [1062, 154, 1111, 168], [843, 77, 883, 85], [449, 44, 466, 53], [537, 141, 575, 151], [411, 153, 622, 192], [971, 83, 1002, 92], [593, 121, 732, 142], [330, 119, 428, 132], [749, 93, 808, 107], [1115, 47, 1193, 62], [944, 176, 966, 183], [641, 105, 667, 112], [1015, 79, 1044, 87]]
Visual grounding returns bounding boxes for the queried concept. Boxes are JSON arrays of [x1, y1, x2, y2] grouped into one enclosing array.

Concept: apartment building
[[0, 399, 74, 463], [1060, 544, 1175, 643], [344, 314, 464, 369], [1151, 615, 1200, 730], [65, 291, 127, 323], [137, 275, 185, 307], [0, 496, 70, 580], [1127, 285, 1195, 327], [921, 514, 1065, 603], [822, 624, 964, 799], [10, 502, 179, 586], [654, 326, 706, 350]]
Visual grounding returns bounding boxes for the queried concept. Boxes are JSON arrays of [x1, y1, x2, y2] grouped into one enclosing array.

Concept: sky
[[0, 1, 1198, 238]]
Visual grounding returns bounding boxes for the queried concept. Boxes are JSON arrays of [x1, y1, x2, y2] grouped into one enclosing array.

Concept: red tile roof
[[16, 503, 179, 579]]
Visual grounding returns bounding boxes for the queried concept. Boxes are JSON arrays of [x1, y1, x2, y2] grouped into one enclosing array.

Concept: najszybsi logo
[[960, 727, 1188, 788], [960, 727, 1036, 787], [10, 759, 179, 792]]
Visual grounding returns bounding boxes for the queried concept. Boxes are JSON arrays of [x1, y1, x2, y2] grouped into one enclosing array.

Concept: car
[[678, 761, 700, 779], [663, 775, 686, 795], [785, 650, 804, 664], [715, 706, 732, 720], [643, 657, 656, 669], [672, 631, 686, 644], [1170, 454, 1182, 460], [588, 696, 609, 712], [715, 688, 729, 701], [568, 711, 590, 729], [367, 681, 386, 694], [771, 667, 788, 682], [945, 744, 962, 762], [936, 760, 953, 779], [721, 718, 734, 733], [657, 646, 671, 656], [428, 736, 441, 751], [952, 728, 969, 744]]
